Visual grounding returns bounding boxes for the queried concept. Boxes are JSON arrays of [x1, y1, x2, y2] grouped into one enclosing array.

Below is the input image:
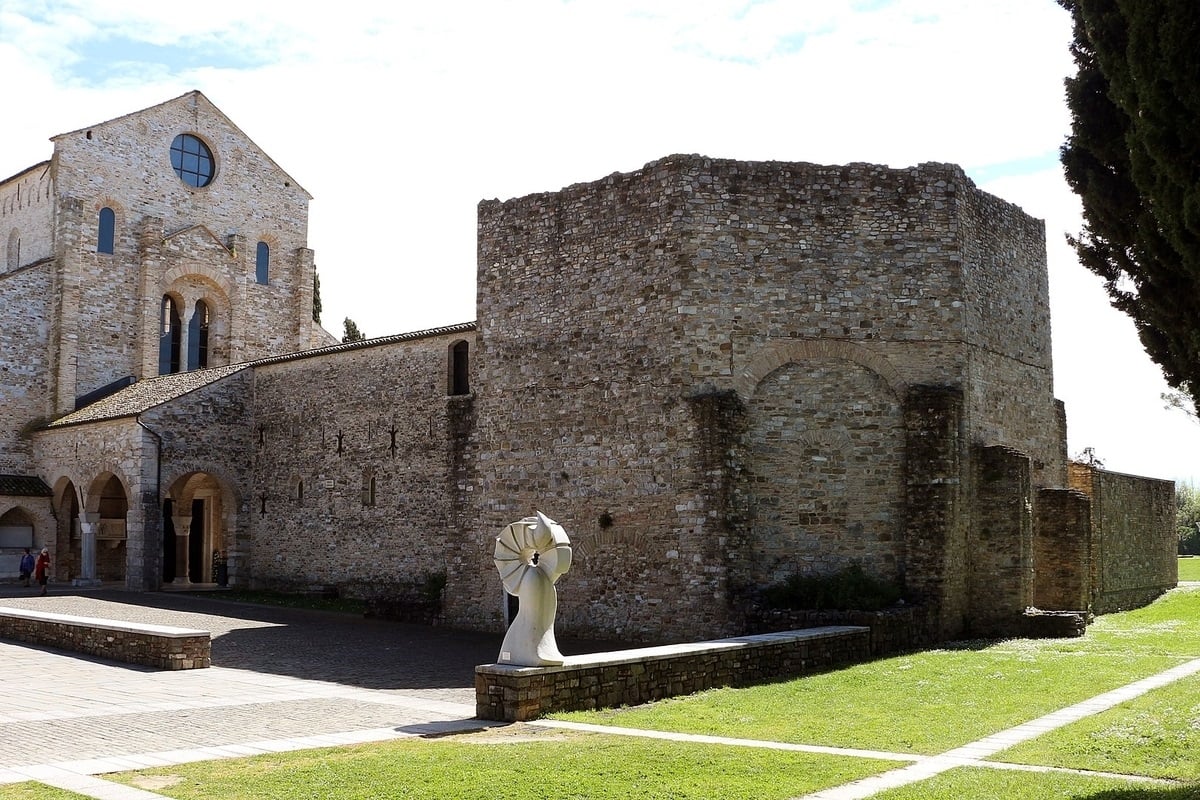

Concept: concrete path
[[1, 583, 1196, 799]]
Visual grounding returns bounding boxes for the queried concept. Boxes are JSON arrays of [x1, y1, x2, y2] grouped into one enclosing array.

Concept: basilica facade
[[0, 92, 1176, 643]]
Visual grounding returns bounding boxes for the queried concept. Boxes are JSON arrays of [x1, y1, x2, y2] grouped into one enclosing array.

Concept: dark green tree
[[341, 317, 365, 343], [312, 270, 322, 323], [1059, 0, 1200, 411], [1176, 483, 1200, 554]]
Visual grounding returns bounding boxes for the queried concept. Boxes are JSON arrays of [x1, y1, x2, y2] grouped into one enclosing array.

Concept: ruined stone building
[[0, 92, 1176, 643]]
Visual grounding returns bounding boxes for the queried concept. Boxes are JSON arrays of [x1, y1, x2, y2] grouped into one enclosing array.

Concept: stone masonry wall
[[472, 156, 1064, 643], [0, 608, 209, 670], [958, 186, 1063, 486], [55, 196, 143, 403], [969, 445, 1032, 636], [1069, 463, 1176, 613], [903, 386, 967, 638], [141, 370, 256, 587], [0, 262, 53, 473], [46, 91, 315, 410], [247, 330, 475, 600], [1033, 487, 1092, 611], [1, 164, 54, 273], [476, 627, 870, 721], [474, 159, 733, 641]]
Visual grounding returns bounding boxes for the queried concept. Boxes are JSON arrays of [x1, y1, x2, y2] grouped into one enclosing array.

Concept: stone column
[[178, 309, 192, 372], [74, 512, 102, 587], [172, 514, 193, 584]]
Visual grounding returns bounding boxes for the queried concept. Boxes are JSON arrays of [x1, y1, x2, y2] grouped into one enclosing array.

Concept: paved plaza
[[0, 584, 511, 799]]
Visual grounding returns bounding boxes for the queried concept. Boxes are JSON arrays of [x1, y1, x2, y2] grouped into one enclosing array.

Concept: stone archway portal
[[165, 497, 211, 585]]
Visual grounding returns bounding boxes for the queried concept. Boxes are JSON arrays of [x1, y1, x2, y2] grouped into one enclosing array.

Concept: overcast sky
[[2, 0, 1198, 485]]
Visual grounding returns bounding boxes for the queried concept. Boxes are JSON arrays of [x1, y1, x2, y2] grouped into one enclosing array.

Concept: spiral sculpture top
[[493, 511, 572, 593]]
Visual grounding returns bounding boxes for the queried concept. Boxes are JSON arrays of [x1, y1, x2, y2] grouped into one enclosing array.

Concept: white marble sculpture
[[494, 512, 573, 666]]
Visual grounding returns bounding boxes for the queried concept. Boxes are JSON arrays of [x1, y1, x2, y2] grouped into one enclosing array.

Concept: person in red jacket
[[34, 548, 50, 596]]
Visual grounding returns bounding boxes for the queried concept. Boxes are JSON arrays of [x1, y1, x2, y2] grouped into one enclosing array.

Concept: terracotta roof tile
[[0, 475, 52, 496]]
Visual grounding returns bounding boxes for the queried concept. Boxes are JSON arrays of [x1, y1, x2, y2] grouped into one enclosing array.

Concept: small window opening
[[255, 241, 270, 285], [361, 471, 376, 506], [159, 296, 181, 375], [97, 207, 115, 254], [6, 229, 19, 271], [449, 340, 470, 395], [187, 300, 210, 370]]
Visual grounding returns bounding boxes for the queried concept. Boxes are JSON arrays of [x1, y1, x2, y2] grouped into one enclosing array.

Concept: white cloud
[[2, 0, 1193, 482]]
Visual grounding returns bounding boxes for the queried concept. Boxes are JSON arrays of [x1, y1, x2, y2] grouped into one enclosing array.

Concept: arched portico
[[51, 478, 81, 581], [77, 472, 130, 584]]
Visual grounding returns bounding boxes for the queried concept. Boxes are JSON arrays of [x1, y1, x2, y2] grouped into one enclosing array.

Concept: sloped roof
[[0, 475, 52, 497], [47, 364, 250, 428], [0, 160, 50, 190], [43, 321, 478, 430]]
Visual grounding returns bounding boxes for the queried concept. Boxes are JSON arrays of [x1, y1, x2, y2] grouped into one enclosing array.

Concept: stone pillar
[[903, 385, 965, 640], [970, 445, 1033, 637], [74, 512, 102, 586], [1033, 487, 1093, 611], [172, 514, 192, 585], [178, 310, 192, 373]]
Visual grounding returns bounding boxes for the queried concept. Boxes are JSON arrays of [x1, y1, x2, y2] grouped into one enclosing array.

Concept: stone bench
[[476, 625, 870, 721], [0, 606, 210, 670]]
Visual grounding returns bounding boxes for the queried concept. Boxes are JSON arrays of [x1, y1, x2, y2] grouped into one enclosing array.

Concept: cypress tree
[[1060, 0, 1200, 409]]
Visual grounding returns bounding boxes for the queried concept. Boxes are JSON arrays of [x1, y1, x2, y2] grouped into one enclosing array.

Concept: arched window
[[159, 296, 181, 375], [255, 242, 270, 285], [361, 470, 376, 507], [5, 229, 19, 271], [0, 507, 34, 549], [188, 300, 210, 370], [449, 340, 470, 395], [97, 207, 115, 254]]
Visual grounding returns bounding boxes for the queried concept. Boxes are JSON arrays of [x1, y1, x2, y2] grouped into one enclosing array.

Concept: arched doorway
[[53, 480, 81, 581], [163, 472, 228, 586]]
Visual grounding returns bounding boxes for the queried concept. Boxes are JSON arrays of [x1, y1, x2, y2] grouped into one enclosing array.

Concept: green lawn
[[995, 673, 1200, 781], [557, 645, 1174, 754], [0, 787, 90, 800], [104, 734, 894, 800], [1179, 556, 1200, 582], [6, 587, 1200, 800], [873, 767, 1200, 800]]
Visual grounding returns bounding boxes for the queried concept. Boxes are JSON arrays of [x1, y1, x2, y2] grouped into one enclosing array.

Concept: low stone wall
[[476, 626, 869, 722], [745, 605, 938, 656], [0, 606, 210, 669]]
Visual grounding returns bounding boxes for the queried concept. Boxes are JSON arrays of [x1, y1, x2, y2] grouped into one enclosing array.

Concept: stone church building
[[0, 91, 1176, 643]]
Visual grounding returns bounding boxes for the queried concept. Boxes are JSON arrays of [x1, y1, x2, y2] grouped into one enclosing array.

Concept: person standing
[[18, 548, 35, 587], [34, 548, 50, 596]]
